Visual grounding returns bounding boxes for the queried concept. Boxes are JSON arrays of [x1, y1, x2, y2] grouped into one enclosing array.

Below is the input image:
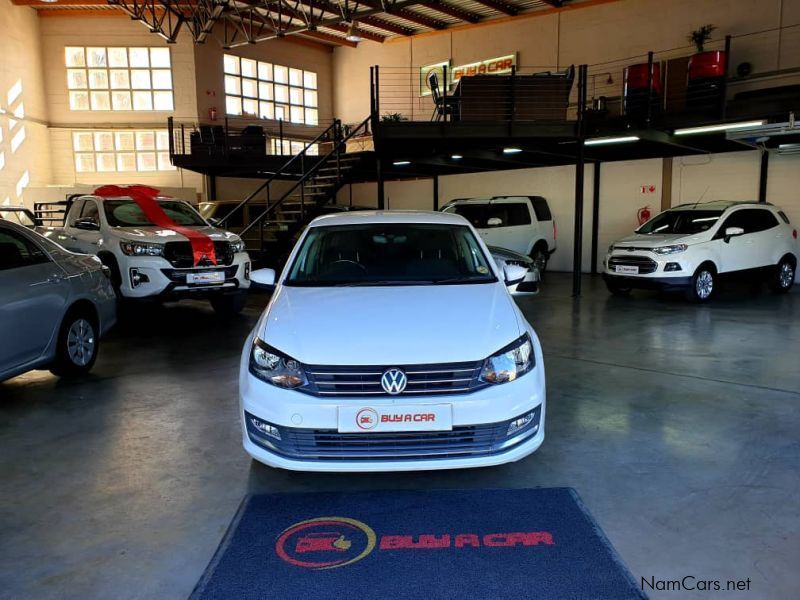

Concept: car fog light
[[507, 411, 536, 436], [249, 416, 281, 440], [664, 262, 682, 272], [129, 268, 150, 287]]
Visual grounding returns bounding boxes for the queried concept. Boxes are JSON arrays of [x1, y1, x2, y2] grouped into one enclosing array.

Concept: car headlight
[[231, 239, 245, 254], [119, 240, 164, 256], [652, 244, 687, 255], [249, 338, 307, 389], [479, 334, 535, 384]]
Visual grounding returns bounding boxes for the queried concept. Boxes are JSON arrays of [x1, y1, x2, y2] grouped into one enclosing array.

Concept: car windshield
[[285, 223, 497, 286], [103, 199, 207, 227], [637, 210, 723, 234]]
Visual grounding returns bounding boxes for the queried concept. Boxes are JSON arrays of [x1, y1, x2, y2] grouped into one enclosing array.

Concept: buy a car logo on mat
[[275, 517, 555, 570]]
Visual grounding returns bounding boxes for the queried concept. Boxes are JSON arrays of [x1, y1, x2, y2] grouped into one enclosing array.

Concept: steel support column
[[432, 175, 439, 211], [759, 149, 769, 203], [590, 162, 601, 275], [377, 159, 385, 210], [572, 65, 588, 297]]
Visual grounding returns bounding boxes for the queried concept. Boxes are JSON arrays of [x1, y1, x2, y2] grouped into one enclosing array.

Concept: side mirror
[[504, 263, 528, 286], [487, 217, 503, 227], [74, 217, 100, 231], [724, 226, 744, 243], [250, 268, 276, 288]]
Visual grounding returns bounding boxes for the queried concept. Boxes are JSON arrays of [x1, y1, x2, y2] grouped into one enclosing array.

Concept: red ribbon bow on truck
[[94, 185, 217, 267]]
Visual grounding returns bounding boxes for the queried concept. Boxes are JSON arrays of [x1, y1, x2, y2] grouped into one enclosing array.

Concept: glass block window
[[223, 54, 318, 125], [65, 47, 174, 112], [72, 130, 175, 173]]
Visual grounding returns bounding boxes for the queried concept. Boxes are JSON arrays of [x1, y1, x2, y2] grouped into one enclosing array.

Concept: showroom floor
[[1, 274, 798, 600]]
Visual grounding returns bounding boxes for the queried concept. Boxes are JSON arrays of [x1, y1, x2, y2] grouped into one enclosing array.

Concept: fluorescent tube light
[[674, 121, 766, 136], [584, 135, 640, 146], [503, 147, 522, 154], [392, 160, 410, 166]]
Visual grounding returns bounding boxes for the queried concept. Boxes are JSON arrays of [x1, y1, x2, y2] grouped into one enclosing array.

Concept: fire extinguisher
[[637, 205, 652, 226], [208, 106, 217, 121]]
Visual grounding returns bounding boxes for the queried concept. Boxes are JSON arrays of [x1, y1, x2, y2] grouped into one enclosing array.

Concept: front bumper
[[118, 252, 251, 299], [240, 362, 546, 472], [602, 273, 692, 290]]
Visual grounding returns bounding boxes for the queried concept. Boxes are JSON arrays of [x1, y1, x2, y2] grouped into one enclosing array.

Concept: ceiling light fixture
[[393, 160, 410, 166], [584, 135, 640, 146], [503, 147, 523, 154], [345, 21, 362, 43], [451, 154, 463, 159], [39, 0, 59, 3], [674, 120, 766, 136]]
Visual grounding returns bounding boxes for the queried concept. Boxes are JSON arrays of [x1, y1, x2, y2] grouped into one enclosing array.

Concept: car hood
[[614, 232, 701, 247], [259, 283, 523, 365], [106, 225, 239, 243]]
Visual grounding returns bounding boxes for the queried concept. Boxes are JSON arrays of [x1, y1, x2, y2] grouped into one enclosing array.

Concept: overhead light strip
[[674, 120, 766, 136], [584, 135, 640, 146]]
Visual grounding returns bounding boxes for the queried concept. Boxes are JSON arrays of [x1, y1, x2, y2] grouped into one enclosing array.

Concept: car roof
[[78, 194, 176, 202], [671, 200, 773, 211], [308, 210, 469, 227], [445, 196, 534, 205]]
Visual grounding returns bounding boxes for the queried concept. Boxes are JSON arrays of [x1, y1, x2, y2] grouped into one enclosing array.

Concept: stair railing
[[218, 119, 340, 229], [239, 116, 371, 240]]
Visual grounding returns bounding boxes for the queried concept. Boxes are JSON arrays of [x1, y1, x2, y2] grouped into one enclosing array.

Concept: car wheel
[[605, 279, 631, 296], [210, 291, 248, 316], [50, 311, 99, 376], [769, 257, 795, 294], [530, 248, 548, 273], [686, 265, 716, 303]]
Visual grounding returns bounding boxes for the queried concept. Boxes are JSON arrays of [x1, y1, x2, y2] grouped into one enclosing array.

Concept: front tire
[[530, 247, 549, 274], [50, 311, 99, 376], [210, 291, 247, 316], [769, 257, 795, 294], [685, 265, 716, 303]]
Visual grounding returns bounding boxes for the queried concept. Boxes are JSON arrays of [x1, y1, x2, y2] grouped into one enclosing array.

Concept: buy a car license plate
[[187, 271, 225, 284], [338, 404, 453, 433], [614, 265, 639, 275]]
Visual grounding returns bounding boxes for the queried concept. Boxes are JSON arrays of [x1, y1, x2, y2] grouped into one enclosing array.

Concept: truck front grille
[[163, 241, 234, 268]]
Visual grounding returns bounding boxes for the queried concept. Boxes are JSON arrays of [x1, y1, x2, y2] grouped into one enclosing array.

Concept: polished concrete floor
[[1, 274, 798, 600]]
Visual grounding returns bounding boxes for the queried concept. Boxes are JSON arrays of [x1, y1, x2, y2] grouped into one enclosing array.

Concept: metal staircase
[[218, 117, 370, 264]]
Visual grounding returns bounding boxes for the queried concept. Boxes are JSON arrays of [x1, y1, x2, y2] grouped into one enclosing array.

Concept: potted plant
[[687, 24, 726, 80], [686, 24, 727, 112]]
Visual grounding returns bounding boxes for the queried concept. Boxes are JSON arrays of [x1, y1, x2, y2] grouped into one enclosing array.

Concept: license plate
[[186, 271, 225, 284], [338, 404, 453, 433], [614, 265, 639, 275]]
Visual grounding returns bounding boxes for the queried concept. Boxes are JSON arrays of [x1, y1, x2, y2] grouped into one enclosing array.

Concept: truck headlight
[[652, 244, 688, 255], [479, 334, 534, 384], [119, 240, 165, 257], [249, 339, 307, 389], [231, 239, 245, 254]]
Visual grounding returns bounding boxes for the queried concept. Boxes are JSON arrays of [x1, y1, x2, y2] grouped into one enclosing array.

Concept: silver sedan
[[0, 219, 117, 381]]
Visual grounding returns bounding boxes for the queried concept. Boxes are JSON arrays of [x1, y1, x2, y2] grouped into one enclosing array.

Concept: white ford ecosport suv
[[603, 201, 797, 302], [239, 211, 546, 472]]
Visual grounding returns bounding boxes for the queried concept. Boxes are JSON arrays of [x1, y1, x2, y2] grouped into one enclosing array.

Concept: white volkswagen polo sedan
[[239, 211, 545, 472]]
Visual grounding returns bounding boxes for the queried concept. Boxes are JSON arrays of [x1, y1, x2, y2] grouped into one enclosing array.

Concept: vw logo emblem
[[381, 368, 407, 395]]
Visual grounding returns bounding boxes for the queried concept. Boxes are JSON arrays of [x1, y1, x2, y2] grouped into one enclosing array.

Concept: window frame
[[72, 129, 175, 174], [223, 54, 318, 126], [65, 46, 174, 112]]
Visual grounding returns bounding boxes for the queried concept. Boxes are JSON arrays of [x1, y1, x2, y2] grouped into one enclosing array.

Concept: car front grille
[[245, 406, 541, 461], [163, 241, 234, 268], [160, 265, 239, 284], [608, 255, 658, 274], [303, 361, 486, 397]]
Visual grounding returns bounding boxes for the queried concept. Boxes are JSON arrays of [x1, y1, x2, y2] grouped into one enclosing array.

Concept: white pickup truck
[[38, 194, 251, 315]]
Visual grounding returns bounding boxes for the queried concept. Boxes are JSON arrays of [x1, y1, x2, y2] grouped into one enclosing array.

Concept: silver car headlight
[[119, 240, 164, 256], [479, 334, 534, 384], [249, 338, 307, 389], [652, 244, 688, 255], [231, 238, 245, 254]]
